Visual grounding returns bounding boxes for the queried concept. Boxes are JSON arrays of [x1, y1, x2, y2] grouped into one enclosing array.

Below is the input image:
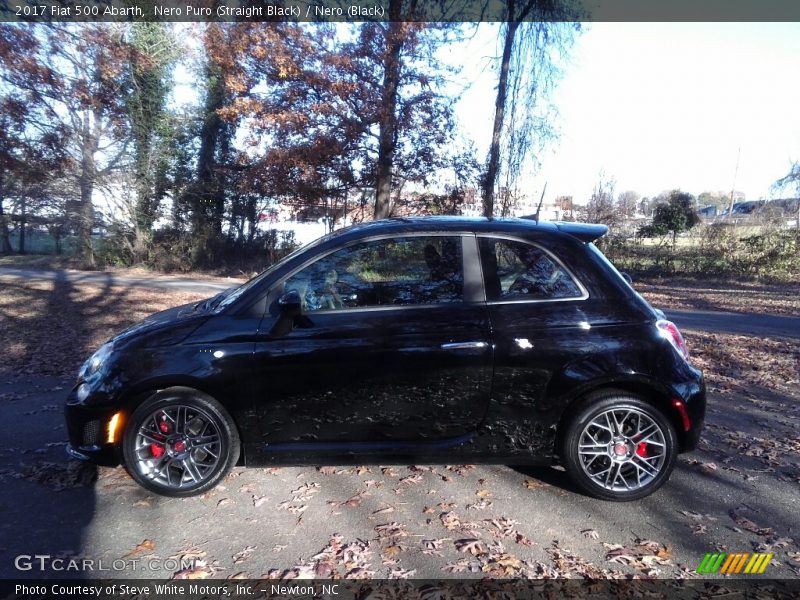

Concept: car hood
[[111, 300, 211, 349]]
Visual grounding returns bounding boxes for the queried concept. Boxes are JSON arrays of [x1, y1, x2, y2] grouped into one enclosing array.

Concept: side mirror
[[278, 289, 302, 316], [270, 289, 311, 337], [620, 272, 633, 284]]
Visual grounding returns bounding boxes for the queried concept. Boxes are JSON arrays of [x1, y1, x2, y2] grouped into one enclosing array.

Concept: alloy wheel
[[132, 404, 223, 490], [577, 407, 667, 492]]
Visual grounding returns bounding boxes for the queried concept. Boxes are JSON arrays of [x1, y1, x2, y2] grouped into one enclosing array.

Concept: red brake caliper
[[636, 442, 648, 457], [150, 415, 170, 457]]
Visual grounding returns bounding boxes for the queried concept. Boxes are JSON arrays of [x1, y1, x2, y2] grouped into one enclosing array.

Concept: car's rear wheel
[[562, 391, 677, 501], [122, 389, 240, 497]]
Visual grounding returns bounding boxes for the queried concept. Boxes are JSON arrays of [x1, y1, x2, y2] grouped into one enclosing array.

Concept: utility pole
[[726, 147, 741, 219]]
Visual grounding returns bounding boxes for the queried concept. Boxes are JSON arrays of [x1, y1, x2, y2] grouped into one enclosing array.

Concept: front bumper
[[64, 389, 122, 466], [66, 442, 119, 465]]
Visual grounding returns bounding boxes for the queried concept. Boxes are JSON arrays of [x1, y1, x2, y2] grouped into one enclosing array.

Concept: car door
[[251, 233, 493, 448], [477, 235, 592, 454]]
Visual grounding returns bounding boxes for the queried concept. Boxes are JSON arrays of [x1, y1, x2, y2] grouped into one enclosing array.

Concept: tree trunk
[[17, 197, 26, 254], [0, 191, 13, 255], [373, 1, 404, 220], [77, 173, 95, 267], [192, 34, 227, 266], [482, 18, 519, 218], [77, 112, 100, 269]]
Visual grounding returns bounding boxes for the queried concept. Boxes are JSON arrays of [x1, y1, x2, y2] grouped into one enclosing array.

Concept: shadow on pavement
[[0, 271, 119, 578]]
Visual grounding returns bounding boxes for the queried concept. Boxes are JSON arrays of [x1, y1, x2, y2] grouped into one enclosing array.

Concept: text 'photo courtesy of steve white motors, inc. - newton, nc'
[[13, 582, 342, 598], [12, 2, 385, 19]]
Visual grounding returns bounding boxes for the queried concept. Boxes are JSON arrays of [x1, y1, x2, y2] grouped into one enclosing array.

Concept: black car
[[65, 217, 705, 501]]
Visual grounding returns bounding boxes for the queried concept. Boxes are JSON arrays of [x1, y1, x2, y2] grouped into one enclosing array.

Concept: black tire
[[561, 390, 677, 501], [122, 388, 240, 498]]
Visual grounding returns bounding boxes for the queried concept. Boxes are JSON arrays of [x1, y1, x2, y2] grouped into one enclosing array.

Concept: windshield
[[214, 232, 334, 311]]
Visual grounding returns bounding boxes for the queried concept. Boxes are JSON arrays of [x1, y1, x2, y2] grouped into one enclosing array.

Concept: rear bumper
[[675, 371, 706, 452]]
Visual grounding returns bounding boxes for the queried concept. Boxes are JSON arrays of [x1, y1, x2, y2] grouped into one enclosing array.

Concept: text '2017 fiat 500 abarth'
[[65, 217, 705, 501]]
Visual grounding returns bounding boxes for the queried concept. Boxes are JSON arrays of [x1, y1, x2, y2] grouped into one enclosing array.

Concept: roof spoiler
[[555, 222, 609, 243], [519, 216, 609, 243]]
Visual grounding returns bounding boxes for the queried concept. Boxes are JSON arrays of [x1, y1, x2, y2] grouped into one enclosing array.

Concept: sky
[[455, 22, 800, 204], [170, 22, 800, 206]]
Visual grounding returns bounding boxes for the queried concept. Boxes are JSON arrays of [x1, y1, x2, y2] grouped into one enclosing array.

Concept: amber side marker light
[[107, 412, 124, 444]]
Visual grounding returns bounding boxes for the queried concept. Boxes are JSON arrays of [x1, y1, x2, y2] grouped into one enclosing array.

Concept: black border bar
[[2, 0, 800, 23], [2, 578, 800, 600]]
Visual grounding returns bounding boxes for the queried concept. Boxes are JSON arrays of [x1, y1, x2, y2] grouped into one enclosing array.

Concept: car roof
[[323, 216, 608, 244]]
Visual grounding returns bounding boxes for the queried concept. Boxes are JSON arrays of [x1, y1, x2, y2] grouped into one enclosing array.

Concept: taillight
[[656, 319, 689, 360]]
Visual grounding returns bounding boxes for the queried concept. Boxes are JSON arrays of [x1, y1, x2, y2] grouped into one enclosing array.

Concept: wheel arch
[[553, 379, 690, 458], [118, 378, 246, 465]]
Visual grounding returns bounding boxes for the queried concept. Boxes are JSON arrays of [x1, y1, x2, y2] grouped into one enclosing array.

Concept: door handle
[[440, 341, 489, 350]]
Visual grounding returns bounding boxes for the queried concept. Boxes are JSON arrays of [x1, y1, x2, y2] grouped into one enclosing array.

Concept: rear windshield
[[587, 243, 631, 289], [588, 243, 659, 315]]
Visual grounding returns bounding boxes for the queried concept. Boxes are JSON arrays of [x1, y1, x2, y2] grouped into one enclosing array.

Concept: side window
[[283, 236, 464, 312], [479, 238, 582, 301]]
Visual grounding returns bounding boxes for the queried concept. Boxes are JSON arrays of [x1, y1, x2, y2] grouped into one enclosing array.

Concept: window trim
[[476, 233, 590, 304], [275, 232, 475, 315]]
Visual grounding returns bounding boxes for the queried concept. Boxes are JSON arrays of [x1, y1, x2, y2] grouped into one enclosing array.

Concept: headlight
[[75, 383, 92, 402], [79, 343, 113, 381]]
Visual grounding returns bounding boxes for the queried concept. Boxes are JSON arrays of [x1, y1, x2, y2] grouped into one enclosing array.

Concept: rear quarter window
[[479, 237, 584, 302]]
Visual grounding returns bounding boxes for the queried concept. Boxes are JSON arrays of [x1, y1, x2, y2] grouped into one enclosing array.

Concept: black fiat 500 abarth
[[65, 217, 705, 501]]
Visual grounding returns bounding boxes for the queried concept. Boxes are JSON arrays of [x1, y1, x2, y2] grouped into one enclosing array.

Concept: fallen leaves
[[172, 561, 213, 580], [15, 461, 97, 490], [0, 278, 205, 377], [523, 479, 546, 489], [399, 474, 423, 485], [421, 538, 446, 556], [123, 539, 155, 559], [232, 545, 256, 564], [439, 511, 460, 531], [637, 278, 800, 319], [599, 538, 673, 575], [679, 510, 718, 521], [445, 465, 475, 475], [327, 490, 368, 509], [581, 529, 600, 540], [729, 509, 775, 536], [454, 538, 484, 555]]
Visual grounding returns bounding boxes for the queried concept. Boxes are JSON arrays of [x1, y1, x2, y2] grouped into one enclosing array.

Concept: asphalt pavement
[[0, 374, 798, 580]]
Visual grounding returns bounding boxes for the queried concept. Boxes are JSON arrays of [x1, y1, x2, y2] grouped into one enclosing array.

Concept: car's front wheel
[[122, 389, 240, 497], [562, 391, 677, 501]]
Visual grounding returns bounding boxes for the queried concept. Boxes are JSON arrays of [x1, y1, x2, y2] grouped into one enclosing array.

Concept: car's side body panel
[[248, 303, 494, 449]]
